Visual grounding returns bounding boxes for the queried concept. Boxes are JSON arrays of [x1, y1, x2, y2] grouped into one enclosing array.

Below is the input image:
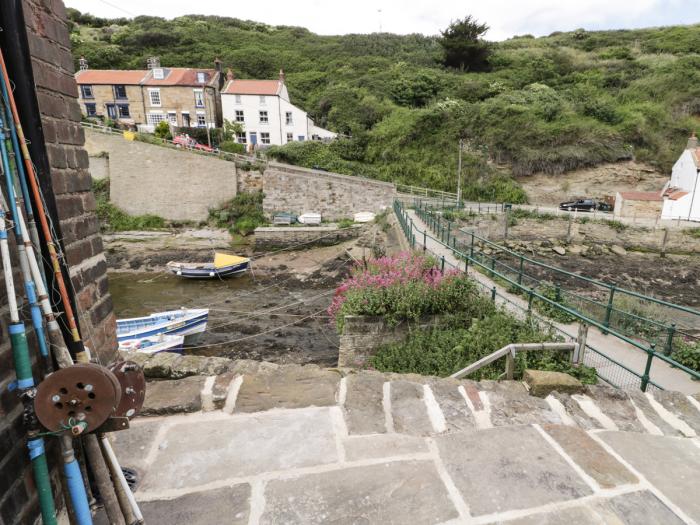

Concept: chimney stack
[[687, 132, 698, 150], [147, 56, 161, 70], [226, 68, 235, 81], [79, 56, 88, 70], [214, 58, 223, 73], [279, 68, 285, 83]]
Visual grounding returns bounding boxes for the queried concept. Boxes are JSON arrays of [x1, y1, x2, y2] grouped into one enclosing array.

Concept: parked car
[[558, 199, 611, 212], [172, 134, 216, 153]]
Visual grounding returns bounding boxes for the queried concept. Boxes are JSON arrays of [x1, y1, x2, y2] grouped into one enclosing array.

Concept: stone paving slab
[[110, 419, 164, 470], [435, 425, 592, 516], [343, 372, 386, 434], [485, 504, 602, 524], [541, 424, 637, 488], [390, 380, 434, 435], [235, 364, 340, 413], [259, 460, 458, 524], [141, 376, 205, 416], [343, 433, 428, 461], [479, 381, 561, 427], [428, 379, 475, 432], [140, 408, 338, 491], [627, 390, 682, 436], [585, 385, 645, 433], [651, 390, 700, 433], [593, 490, 685, 525], [600, 430, 700, 521], [548, 392, 600, 430]]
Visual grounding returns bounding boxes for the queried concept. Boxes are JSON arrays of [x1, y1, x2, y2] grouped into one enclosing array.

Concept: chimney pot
[[226, 68, 235, 81], [79, 56, 88, 70]]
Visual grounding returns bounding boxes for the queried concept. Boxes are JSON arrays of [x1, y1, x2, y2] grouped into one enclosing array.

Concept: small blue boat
[[167, 252, 250, 279], [116, 308, 209, 344], [118, 334, 185, 355]]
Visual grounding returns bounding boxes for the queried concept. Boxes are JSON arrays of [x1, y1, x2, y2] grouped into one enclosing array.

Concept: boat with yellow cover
[[166, 252, 250, 279]]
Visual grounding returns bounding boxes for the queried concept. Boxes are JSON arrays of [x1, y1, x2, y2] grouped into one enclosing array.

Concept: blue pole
[[63, 444, 93, 525]]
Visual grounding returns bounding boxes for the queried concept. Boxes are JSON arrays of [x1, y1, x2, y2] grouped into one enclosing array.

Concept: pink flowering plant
[[329, 252, 483, 331]]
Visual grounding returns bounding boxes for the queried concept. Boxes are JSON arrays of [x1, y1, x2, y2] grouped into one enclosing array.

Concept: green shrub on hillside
[[210, 191, 265, 235]]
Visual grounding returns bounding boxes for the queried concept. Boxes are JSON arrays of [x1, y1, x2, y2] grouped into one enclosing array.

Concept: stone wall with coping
[[254, 225, 363, 251], [263, 163, 396, 221], [0, 1, 118, 522], [338, 316, 440, 368], [83, 129, 238, 221]]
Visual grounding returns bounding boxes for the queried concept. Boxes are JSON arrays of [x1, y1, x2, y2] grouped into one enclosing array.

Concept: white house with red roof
[[220, 69, 336, 147], [661, 134, 700, 222]]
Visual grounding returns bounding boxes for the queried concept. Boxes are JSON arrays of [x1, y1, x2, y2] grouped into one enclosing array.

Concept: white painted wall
[[670, 150, 698, 191], [662, 191, 700, 221], [222, 90, 336, 146], [662, 149, 699, 221]]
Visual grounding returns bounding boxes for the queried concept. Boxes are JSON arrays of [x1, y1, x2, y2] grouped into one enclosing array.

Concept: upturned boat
[[166, 252, 250, 279], [116, 308, 209, 344]]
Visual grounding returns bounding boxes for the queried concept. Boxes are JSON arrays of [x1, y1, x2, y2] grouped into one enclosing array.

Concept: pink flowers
[[328, 252, 460, 321]]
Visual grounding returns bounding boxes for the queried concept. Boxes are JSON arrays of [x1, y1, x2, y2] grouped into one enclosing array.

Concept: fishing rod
[[0, 207, 57, 525], [0, 48, 89, 363]]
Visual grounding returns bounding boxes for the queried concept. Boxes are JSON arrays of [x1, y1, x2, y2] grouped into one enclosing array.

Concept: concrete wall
[[84, 129, 238, 221], [1, 1, 118, 523], [614, 195, 663, 220], [255, 225, 363, 251], [88, 154, 109, 179], [263, 163, 396, 221]]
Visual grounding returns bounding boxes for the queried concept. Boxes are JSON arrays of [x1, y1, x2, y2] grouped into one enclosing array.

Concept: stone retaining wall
[[254, 224, 363, 251], [338, 315, 440, 368]]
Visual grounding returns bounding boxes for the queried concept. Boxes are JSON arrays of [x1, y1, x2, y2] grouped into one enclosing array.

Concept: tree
[[439, 16, 491, 72]]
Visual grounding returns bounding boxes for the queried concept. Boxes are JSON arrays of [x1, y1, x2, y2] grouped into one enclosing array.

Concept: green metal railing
[[394, 199, 700, 391]]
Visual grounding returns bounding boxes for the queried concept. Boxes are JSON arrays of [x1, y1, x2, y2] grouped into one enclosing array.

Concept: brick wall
[[0, 1, 118, 523]]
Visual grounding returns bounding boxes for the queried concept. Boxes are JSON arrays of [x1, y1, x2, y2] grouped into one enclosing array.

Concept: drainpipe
[[687, 169, 699, 222]]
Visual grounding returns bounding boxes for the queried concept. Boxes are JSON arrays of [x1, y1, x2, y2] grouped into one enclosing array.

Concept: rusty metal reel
[[108, 361, 146, 419], [35, 363, 121, 433]]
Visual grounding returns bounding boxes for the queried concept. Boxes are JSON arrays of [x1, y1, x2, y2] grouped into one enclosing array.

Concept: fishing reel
[[34, 361, 145, 435]]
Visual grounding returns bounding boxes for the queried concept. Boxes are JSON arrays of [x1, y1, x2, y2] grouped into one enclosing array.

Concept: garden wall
[[254, 225, 363, 251]]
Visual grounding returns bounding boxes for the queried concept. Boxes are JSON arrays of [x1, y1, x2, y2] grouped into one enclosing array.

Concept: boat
[[116, 308, 209, 344], [166, 252, 250, 279], [273, 212, 298, 225], [353, 212, 375, 223], [118, 334, 185, 355], [298, 212, 322, 225]]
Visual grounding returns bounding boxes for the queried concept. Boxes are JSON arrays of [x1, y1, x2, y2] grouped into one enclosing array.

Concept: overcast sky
[[64, 0, 700, 40]]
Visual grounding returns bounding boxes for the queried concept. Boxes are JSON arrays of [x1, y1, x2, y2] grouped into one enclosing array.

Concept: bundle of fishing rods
[[0, 47, 144, 525]]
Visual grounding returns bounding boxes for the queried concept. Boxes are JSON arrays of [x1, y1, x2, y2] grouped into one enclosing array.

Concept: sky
[[64, 0, 700, 40]]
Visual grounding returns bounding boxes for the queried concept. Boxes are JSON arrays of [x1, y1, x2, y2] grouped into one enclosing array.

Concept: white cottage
[[661, 134, 700, 222], [220, 69, 336, 148]]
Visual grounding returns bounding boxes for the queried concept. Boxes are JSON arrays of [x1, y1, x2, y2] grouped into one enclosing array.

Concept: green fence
[[394, 199, 700, 391]]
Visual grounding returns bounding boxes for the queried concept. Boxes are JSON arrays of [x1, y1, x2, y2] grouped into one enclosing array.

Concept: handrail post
[[441, 256, 445, 273], [664, 323, 676, 356], [640, 344, 655, 392], [603, 284, 616, 334], [574, 322, 588, 364], [470, 231, 475, 258], [527, 289, 534, 314], [505, 349, 515, 380], [517, 255, 524, 286], [491, 286, 497, 302], [423, 230, 427, 253], [490, 256, 495, 278], [447, 222, 451, 244]]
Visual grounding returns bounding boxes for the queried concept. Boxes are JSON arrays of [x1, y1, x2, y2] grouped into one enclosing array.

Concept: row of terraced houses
[[74, 57, 336, 147]]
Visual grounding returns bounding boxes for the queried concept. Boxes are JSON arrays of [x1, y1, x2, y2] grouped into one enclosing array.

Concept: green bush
[[154, 120, 172, 140], [672, 338, 700, 374], [209, 190, 265, 235], [337, 218, 354, 229], [219, 140, 245, 154]]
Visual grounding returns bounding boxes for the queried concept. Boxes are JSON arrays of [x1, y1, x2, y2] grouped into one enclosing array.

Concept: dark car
[[559, 199, 611, 212]]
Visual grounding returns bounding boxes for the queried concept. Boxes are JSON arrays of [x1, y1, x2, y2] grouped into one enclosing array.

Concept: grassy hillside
[[68, 11, 700, 200]]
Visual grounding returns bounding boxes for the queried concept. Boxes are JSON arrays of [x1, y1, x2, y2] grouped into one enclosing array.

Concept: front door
[[106, 104, 117, 119], [250, 132, 257, 146]]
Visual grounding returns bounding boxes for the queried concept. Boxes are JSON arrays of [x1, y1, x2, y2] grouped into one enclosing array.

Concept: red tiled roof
[[667, 190, 689, 201], [222, 79, 281, 95], [75, 69, 147, 85], [618, 191, 663, 202], [143, 68, 217, 86]]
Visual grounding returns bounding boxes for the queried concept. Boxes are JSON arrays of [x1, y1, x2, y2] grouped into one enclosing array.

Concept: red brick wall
[[0, 1, 117, 523]]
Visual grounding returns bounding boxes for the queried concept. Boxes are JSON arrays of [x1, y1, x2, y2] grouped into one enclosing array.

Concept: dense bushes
[[70, 11, 699, 196], [209, 191, 265, 235]]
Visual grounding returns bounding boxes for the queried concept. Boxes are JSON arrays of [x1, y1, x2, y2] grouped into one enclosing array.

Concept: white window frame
[[259, 110, 268, 124], [167, 112, 177, 125], [80, 85, 94, 99], [286, 132, 293, 142], [285, 111, 293, 126], [260, 132, 271, 145], [235, 110, 245, 122], [196, 111, 207, 128], [146, 112, 165, 125], [235, 94, 242, 104], [196, 72, 206, 83], [148, 88, 161, 107], [236, 132, 247, 144], [152, 68, 164, 80], [193, 89, 205, 108]]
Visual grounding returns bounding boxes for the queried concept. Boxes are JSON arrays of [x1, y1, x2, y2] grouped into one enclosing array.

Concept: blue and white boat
[[116, 308, 209, 344], [118, 334, 185, 355], [167, 253, 250, 279]]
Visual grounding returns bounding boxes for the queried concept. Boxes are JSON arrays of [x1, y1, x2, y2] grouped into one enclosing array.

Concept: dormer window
[[152, 68, 164, 80], [196, 72, 207, 83]]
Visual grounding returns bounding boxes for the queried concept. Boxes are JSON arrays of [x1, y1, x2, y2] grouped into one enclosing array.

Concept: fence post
[[640, 344, 656, 392], [603, 284, 616, 334], [470, 232, 475, 258], [491, 286, 497, 302], [505, 350, 515, 380], [527, 289, 534, 314], [441, 256, 445, 272], [423, 230, 427, 253], [517, 255, 524, 286], [447, 222, 451, 244], [490, 256, 495, 278], [664, 323, 676, 356], [555, 285, 562, 303], [574, 323, 588, 364]]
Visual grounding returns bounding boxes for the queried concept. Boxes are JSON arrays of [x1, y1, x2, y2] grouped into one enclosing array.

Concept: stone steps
[[137, 359, 700, 441]]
